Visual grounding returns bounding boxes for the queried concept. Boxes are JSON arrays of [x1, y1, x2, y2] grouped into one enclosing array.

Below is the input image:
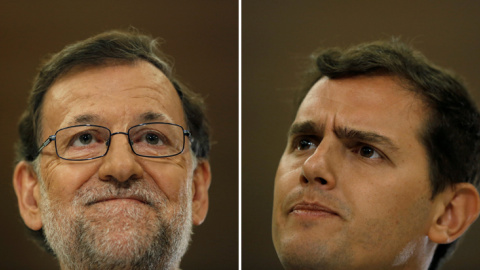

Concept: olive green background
[[242, 1, 480, 269], [0, 1, 238, 269]]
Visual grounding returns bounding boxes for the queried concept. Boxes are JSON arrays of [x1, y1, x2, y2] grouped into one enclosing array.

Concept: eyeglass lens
[[55, 123, 185, 160]]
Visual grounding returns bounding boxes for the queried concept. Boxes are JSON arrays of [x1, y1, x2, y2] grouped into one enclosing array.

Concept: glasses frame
[[36, 122, 191, 161]]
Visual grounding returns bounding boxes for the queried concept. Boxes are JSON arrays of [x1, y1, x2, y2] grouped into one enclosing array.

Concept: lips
[[290, 202, 338, 217], [87, 195, 150, 206]]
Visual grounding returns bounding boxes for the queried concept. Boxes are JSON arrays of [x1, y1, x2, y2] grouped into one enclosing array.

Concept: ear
[[428, 183, 480, 244], [13, 161, 43, 231], [191, 160, 211, 226]]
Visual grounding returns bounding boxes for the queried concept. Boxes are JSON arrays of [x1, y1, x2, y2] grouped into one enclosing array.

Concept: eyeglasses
[[37, 122, 191, 161]]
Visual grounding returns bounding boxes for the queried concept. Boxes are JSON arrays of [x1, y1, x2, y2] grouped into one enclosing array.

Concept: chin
[[86, 223, 157, 258], [275, 233, 356, 270]]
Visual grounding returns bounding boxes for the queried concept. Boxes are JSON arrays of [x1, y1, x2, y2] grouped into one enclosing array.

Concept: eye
[[292, 136, 318, 151], [72, 132, 96, 146], [144, 133, 164, 145], [356, 145, 381, 159], [138, 131, 167, 146]]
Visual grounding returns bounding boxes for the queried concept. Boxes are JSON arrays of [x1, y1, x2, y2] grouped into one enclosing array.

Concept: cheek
[[275, 153, 305, 182], [340, 163, 432, 247], [41, 160, 100, 201], [273, 158, 298, 203], [344, 172, 429, 222], [273, 157, 303, 229], [141, 159, 193, 202], [340, 155, 430, 208], [347, 190, 432, 262]]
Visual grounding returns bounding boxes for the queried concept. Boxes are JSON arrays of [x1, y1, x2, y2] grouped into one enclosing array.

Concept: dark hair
[[298, 39, 480, 270], [15, 29, 210, 253]]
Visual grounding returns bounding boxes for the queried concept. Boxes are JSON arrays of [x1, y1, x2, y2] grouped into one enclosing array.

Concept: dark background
[[0, 1, 238, 269], [3, 1, 480, 269], [242, 1, 480, 269]]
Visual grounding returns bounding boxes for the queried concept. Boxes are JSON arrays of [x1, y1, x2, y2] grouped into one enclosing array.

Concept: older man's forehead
[[42, 62, 184, 131], [52, 61, 175, 93]]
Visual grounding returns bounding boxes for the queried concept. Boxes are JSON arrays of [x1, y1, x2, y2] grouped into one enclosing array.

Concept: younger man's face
[[272, 75, 439, 269]]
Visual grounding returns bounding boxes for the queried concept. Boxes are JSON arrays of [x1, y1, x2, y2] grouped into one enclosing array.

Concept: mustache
[[73, 180, 166, 208]]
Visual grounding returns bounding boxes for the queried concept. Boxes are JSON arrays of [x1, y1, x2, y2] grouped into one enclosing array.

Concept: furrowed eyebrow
[[335, 126, 399, 151], [288, 121, 399, 151], [288, 121, 399, 152], [288, 121, 325, 137]]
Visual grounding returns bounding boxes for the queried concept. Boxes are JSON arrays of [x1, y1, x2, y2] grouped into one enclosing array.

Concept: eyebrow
[[288, 121, 324, 137], [335, 126, 399, 151], [288, 120, 399, 151], [68, 114, 101, 125], [138, 111, 169, 122], [66, 111, 169, 126]]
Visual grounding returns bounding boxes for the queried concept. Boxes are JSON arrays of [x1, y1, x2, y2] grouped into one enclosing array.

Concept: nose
[[98, 133, 143, 182], [301, 136, 337, 190]]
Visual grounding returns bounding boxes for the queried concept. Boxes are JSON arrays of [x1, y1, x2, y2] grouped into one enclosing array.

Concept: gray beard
[[39, 177, 193, 270]]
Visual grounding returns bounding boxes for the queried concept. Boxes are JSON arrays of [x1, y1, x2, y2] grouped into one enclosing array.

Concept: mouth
[[290, 202, 339, 217], [87, 195, 150, 206]]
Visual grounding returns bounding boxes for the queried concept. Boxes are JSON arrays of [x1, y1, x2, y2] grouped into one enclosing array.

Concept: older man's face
[[22, 61, 209, 269], [272, 75, 440, 269]]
